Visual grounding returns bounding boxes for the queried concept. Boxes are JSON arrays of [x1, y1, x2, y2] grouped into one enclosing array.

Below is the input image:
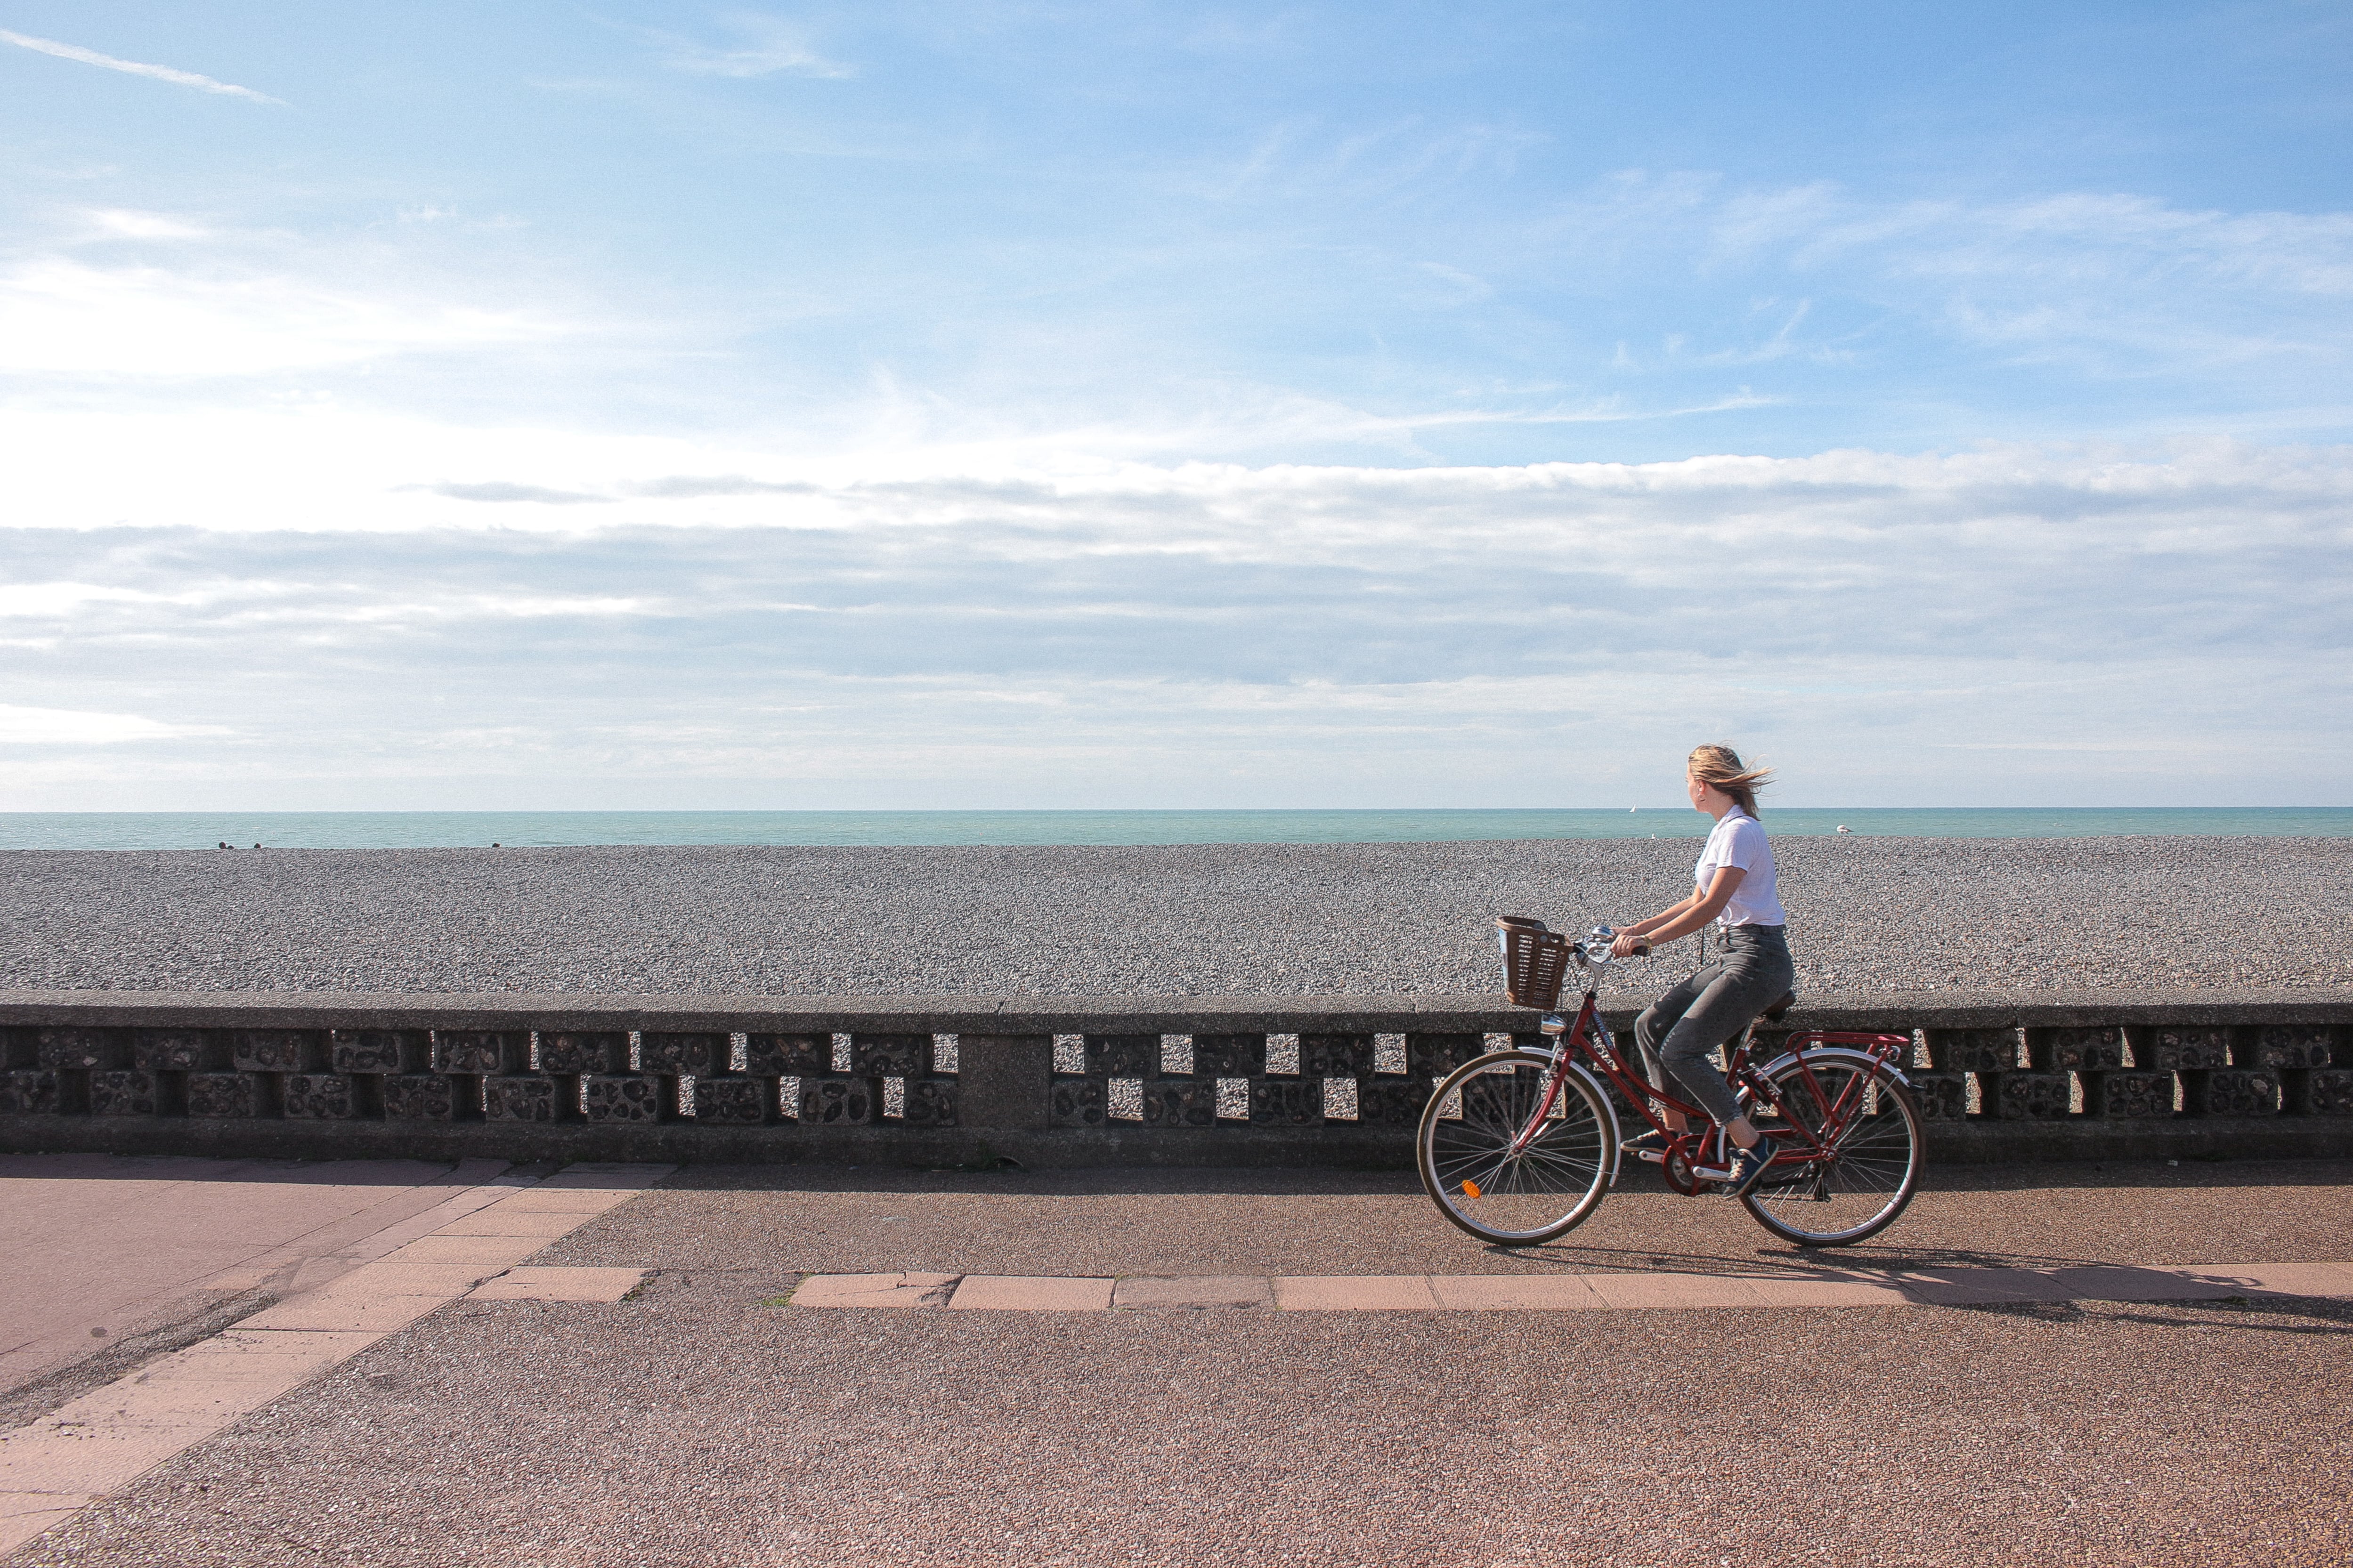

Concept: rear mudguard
[[1756, 1044, 1915, 1088]]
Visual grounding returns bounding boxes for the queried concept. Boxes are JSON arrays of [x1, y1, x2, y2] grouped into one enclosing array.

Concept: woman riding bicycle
[[1610, 744, 1795, 1198]]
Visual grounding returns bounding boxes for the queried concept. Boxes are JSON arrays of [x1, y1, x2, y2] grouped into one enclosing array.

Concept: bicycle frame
[[1518, 983, 1913, 1185]]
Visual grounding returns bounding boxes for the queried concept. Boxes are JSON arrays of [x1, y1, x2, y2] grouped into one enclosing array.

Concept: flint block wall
[[2, 992, 2350, 1168]]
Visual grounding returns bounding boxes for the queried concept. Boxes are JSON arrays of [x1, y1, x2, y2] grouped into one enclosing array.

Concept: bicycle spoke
[[1741, 1058, 1922, 1245], [1419, 1052, 1613, 1244]]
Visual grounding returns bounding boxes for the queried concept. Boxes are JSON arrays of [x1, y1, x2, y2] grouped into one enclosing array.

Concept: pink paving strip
[[1428, 1276, 1606, 1311], [1272, 1276, 1445, 1310], [783, 1262, 2353, 1314], [788, 1273, 959, 1309], [949, 1276, 1116, 1311]]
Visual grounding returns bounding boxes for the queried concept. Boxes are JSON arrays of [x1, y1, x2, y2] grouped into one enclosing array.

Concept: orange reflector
[[1461, 1180, 1482, 1199]]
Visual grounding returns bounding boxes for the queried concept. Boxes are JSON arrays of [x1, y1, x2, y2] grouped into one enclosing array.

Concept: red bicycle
[[1416, 916, 1925, 1247]]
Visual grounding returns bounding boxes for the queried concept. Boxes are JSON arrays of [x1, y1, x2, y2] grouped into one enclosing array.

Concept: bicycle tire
[[1739, 1054, 1923, 1246], [1417, 1050, 1614, 1246]]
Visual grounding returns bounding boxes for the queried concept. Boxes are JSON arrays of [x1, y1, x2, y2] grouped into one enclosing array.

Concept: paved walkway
[[2, 1156, 2348, 1567]]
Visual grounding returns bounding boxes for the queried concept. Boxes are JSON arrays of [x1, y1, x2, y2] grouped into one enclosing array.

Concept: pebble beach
[[3, 835, 2346, 998]]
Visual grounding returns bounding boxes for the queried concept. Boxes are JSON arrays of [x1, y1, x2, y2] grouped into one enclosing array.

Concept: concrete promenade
[[2, 1155, 2348, 1566]]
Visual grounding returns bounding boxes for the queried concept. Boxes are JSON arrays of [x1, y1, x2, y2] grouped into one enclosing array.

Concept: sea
[[1, 808, 2348, 851]]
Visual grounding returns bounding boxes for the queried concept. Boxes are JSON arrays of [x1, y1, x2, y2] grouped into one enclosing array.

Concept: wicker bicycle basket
[[1495, 915, 1574, 1011]]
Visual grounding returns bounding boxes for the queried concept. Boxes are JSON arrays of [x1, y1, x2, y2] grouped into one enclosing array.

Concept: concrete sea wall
[[2, 990, 2349, 1168]]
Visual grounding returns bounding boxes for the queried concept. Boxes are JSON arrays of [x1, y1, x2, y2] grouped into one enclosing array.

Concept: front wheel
[[1417, 1051, 1615, 1246], [1739, 1055, 1924, 1246]]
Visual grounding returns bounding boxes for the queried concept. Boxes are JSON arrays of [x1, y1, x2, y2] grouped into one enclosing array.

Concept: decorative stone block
[[2029, 1027, 2125, 1072], [2139, 1026, 2231, 1071], [2251, 1026, 2336, 1070], [486, 1075, 567, 1122], [38, 1027, 129, 1070], [2286, 1069, 2353, 1116], [2085, 1071, 2174, 1119], [1143, 1081, 1219, 1128], [1408, 1034, 1487, 1078], [1262, 1034, 1300, 1075], [1907, 1072, 1970, 1122], [1373, 1034, 1408, 1074], [0, 1069, 65, 1115], [1159, 1035, 1193, 1075], [1085, 1035, 1159, 1077], [800, 1077, 875, 1124], [1215, 1078, 1250, 1120], [89, 1070, 166, 1116], [901, 1079, 957, 1128], [284, 1073, 367, 1119], [1192, 1035, 1264, 1075], [132, 1029, 229, 1071], [694, 1076, 774, 1124], [1924, 1028, 2021, 1073], [1359, 1079, 1435, 1125], [1991, 1072, 2072, 1120], [1300, 1035, 1376, 1076], [640, 1032, 728, 1075], [1251, 1079, 1322, 1127], [535, 1032, 626, 1075], [583, 1075, 668, 1123], [1049, 1078, 1104, 1127], [232, 1030, 319, 1073], [743, 1034, 831, 1075], [432, 1031, 523, 1075], [850, 1034, 926, 1076], [188, 1072, 273, 1118], [382, 1073, 462, 1120], [1321, 1077, 1360, 1121], [329, 1029, 425, 1075], [2183, 1069, 2279, 1117]]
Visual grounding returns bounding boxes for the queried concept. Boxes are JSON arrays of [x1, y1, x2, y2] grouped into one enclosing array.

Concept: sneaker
[[1622, 1129, 1670, 1162], [1722, 1139, 1777, 1197]]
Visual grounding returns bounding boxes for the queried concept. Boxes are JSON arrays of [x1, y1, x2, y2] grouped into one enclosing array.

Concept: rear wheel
[[1417, 1051, 1614, 1245], [1739, 1055, 1923, 1246]]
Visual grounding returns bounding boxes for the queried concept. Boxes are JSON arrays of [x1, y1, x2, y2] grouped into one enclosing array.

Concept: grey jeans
[[1634, 924, 1796, 1128]]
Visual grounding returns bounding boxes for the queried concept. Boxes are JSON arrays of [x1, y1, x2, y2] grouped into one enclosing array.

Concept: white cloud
[[0, 258, 567, 378], [638, 16, 853, 79], [0, 29, 279, 103], [4, 429, 2346, 805], [85, 208, 213, 241], [0, 583, 175, 617], [0, 704, 226, 744]]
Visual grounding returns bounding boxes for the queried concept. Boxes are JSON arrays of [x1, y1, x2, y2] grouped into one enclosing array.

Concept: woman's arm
[[1618, 890, 1698, 939], [1611, 866, 1746, 956]]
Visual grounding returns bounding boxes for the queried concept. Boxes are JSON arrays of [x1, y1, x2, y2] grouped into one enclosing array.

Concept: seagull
[[1836, 825, 1851, 834]]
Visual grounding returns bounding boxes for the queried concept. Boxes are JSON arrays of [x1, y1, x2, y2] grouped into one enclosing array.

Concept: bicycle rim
[[1417, 1051, 1613, 1245], [1741, 1058, 1923, 1246]]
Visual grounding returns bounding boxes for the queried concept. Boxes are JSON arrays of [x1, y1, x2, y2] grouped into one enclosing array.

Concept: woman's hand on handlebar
[[1609, 930, 1652, 959]]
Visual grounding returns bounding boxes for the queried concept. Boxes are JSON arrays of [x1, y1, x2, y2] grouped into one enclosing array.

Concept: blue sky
[[2, 2, 2349, 808]]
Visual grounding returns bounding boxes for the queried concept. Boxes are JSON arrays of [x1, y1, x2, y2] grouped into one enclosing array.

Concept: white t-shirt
[[1694, 809, 1786, 927]]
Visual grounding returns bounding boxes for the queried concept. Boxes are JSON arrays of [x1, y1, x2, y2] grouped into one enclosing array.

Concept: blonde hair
[[1688, 744, 1773, 817]]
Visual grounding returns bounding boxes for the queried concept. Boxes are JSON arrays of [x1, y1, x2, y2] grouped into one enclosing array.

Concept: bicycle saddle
[[1762, 991, 1796, 1021]]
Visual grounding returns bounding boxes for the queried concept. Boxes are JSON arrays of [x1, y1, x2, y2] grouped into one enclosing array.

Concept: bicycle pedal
[[1632, 1148, 1666, 1164]]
